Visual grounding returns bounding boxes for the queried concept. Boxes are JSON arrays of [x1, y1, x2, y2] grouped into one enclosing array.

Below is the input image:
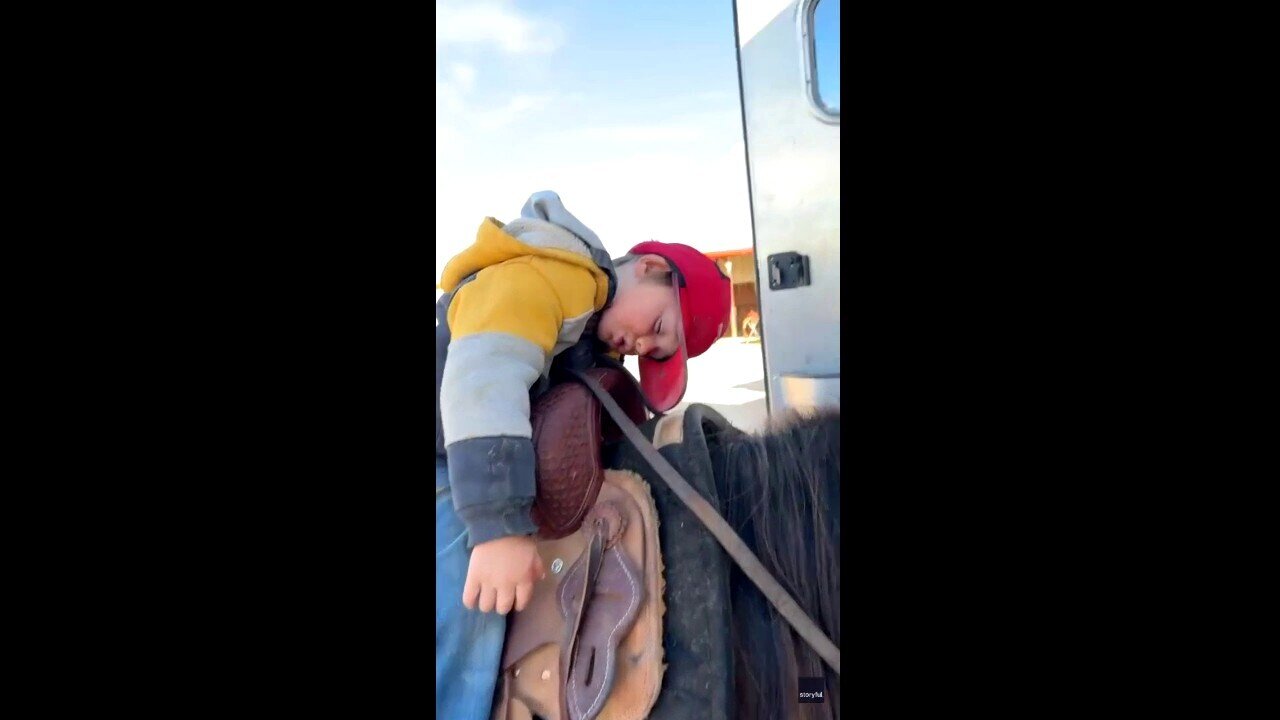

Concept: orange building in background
[[705, 248, 758, 339]]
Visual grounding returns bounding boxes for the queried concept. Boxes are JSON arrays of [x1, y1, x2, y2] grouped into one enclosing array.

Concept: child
[[435, 191, 730, 719]]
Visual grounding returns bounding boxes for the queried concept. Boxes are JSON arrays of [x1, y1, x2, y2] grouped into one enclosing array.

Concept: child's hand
[[463, 535, 546, 615]]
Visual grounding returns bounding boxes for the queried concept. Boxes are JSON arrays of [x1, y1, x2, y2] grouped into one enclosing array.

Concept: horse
[[602, 403, 841, 720]]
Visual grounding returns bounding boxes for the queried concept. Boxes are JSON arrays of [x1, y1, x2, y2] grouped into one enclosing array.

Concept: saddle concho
[[494, 469, 666, 720]]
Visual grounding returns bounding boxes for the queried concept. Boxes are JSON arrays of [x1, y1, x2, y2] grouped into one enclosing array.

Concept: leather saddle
[[493, 367, 664, 720], [528, 367, 648, 540]]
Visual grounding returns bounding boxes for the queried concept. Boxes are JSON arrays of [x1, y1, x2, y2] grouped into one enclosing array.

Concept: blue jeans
[[437, 457, 507, 720]]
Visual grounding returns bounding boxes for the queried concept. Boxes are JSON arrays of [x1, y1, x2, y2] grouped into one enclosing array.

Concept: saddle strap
[[559, 522, 606, 720], [591, 354, 668, 418], [571, 369, 842, 675]]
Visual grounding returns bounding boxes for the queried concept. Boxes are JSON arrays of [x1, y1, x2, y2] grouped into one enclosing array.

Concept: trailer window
[[812, 0, 839, 114]]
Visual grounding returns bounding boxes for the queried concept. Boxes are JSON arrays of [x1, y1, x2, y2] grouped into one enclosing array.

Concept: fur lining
[[502, 218, 593, 259]]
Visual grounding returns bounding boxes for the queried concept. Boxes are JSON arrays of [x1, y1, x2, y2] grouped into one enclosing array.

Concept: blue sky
[[814, 0, 839, 111], [436, 0, 755, 283]]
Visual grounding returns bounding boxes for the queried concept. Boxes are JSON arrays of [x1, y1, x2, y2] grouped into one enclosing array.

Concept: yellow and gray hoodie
[[435, 192, 617, 547]]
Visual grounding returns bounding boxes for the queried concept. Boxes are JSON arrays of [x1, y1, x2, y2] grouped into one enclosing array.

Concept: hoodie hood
[[439, 192, 615, 309]]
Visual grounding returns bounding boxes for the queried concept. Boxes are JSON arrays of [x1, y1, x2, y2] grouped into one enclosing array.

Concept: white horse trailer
[[733, 0, 840, 416]]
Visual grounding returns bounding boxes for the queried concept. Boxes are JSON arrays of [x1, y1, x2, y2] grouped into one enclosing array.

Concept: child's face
[[597, 260, 682, 359]]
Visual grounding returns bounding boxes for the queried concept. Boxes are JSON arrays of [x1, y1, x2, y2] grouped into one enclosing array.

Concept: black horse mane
[[709, 410, 841, 720]]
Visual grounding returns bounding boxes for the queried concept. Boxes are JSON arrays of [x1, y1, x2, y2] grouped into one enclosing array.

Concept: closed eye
[[650, 316, 672, 360]]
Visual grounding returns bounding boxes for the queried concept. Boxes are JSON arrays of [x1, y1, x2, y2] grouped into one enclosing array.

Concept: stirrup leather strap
[[558, 524, 605, 720]]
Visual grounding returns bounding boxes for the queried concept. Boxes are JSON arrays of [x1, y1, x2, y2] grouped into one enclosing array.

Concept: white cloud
[[436, 80, 464, 114], [437, 0, 565, 55], [437, 122, 462, 156], [437, 58, 552, 142], [479, 94, 553, 129], [574, 123, 706, 144], [450, 63, 476, 91]]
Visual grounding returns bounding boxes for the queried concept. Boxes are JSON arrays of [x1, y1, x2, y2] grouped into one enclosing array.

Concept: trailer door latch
[[766, 252, 810, 290]]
